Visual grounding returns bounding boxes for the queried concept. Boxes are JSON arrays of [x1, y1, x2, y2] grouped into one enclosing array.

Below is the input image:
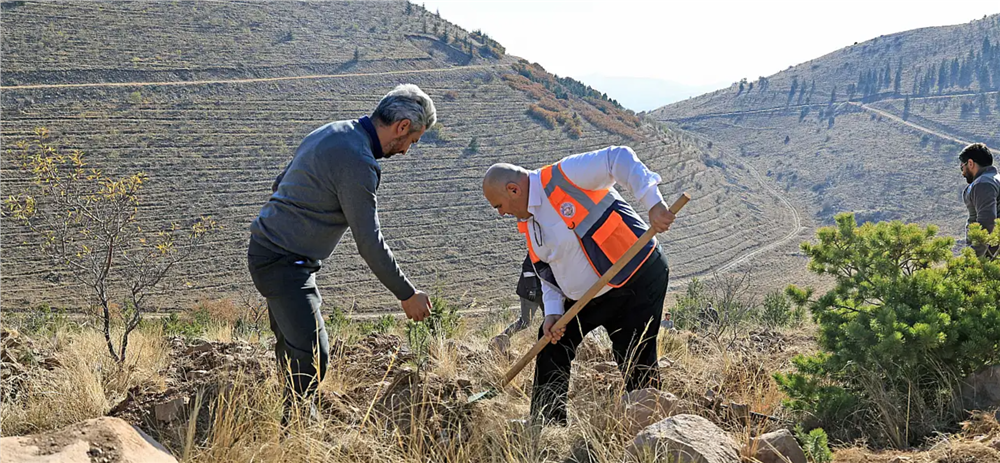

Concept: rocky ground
[[1, 324, 998, 462]]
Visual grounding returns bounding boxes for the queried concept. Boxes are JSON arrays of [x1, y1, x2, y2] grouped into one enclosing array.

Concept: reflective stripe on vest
[[518, 162, 656, 289]]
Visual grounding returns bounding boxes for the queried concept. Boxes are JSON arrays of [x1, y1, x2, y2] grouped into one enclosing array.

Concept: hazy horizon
[[419, 0, 999, 110]]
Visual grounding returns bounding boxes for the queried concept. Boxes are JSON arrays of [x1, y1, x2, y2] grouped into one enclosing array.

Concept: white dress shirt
[[524, 146, 665, 316]]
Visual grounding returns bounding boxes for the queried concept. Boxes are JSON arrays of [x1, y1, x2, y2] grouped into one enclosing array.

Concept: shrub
[[3, 129, 217, 362], [465, 136, 479, 154], [527, 104, 559, 130], [795, 426, 833, 463], [775, 214, 1000, 447], [758, 290, 802, 329], [405, 294, 462, 364], [421, 122, 451, 143]]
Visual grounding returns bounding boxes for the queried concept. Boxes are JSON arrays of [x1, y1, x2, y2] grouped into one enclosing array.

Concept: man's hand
[[648, 202, 676, 233], [401, 290, 431, 321], [542, 314, 566, 344]]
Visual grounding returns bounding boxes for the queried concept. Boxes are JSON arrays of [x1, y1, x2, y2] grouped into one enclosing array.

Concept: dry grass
[[1, 323, 170, 435], [4, 309, 987, 463]]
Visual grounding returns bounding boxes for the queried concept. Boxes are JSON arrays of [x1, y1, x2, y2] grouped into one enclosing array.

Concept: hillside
[[653, 13, 1000, 239], [0, 1, 792, 313]]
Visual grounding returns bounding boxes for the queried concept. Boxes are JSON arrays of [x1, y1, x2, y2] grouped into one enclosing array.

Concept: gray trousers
[[503, 297, 541, 336], [247, 238, 329, 401]]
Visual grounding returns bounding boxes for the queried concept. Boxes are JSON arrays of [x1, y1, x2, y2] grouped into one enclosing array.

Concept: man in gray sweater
[[960, 143, 999, 258], [248, 84, 436, 419]]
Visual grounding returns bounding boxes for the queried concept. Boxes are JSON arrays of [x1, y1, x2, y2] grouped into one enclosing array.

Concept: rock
[[183, 342, 214, 356], [728, 403, 750, 422], [0, 416, 177, 463], [962, 365, 1000, 410], [489, 334, 510, 356], [629, 414, 740, 463], [750, 429, 807, 463], [577, 328, 613, 362], [153, 396, 188, 422], [623, 388, 683, 437], [593, 361, 618, 374]]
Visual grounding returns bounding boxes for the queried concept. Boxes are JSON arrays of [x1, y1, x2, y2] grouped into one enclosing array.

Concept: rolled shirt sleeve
[[558, 146, 665, 211]]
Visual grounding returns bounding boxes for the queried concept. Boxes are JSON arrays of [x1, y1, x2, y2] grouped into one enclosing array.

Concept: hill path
[[0, 64, 501, 90], [846, 101, 972, 146]]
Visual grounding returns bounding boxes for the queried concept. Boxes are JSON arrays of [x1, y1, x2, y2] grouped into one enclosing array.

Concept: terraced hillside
[[653, 14, 1000, 240], [1, 1, 790, 313]]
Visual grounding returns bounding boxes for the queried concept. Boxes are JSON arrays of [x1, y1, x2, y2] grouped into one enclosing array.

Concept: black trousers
[[247, 238, 329, 402], [530, 247, 669, 425]]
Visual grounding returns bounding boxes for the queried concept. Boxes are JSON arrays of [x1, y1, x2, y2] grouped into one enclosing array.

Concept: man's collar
[[973, 165, 998, 181], [358, 116, 386, 159], [528, 170, 543, 209]]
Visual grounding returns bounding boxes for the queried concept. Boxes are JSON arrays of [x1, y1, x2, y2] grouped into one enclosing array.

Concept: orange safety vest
[[518, 162, 656, 289]]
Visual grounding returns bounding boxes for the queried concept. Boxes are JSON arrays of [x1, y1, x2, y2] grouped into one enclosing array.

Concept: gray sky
[[419, 0, 999, 108]]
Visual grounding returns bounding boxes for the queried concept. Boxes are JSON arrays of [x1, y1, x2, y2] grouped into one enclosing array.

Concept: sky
[[418, 0, 1000, 110]]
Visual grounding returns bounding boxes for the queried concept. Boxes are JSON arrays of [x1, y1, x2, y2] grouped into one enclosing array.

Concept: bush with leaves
[[4, 129, 217, 363], [776, 213, 1000, 447]]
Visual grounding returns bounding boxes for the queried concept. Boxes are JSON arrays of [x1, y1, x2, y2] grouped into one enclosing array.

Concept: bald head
[[483, 163, 532, 219], [483, 163, 528, 194]]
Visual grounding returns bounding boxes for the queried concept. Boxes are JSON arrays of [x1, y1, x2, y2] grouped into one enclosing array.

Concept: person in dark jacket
[[248, 84, 436, 421], [503, 255, 542, 336], [960, 143, 999, 258]]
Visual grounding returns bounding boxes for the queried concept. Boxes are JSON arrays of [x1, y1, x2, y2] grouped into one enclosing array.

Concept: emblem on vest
[[560, 202, 576, 218]]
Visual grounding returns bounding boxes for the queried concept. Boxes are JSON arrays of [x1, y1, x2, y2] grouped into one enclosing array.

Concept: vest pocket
[[591, 210, 637, 263]]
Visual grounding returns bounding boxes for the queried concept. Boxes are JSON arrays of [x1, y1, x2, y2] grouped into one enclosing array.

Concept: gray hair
[[372, 84, 437, 132]]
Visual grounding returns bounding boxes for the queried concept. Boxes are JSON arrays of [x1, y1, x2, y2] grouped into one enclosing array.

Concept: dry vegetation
[[0, 296, 814, 462]]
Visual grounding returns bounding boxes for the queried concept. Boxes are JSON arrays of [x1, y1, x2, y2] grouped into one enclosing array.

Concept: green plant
[[465, 136, 479, 154], [758, 289, 802, 329], [326, 305, 350, 334], [795, 426, 833, 463], [672, 278, 706, 330], [775, 214, 1000, 447], [405, 294, 462, 363], [161, 308, 212, 338]]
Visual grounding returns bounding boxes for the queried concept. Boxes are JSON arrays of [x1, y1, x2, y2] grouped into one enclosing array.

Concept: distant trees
[[787, 77, 799, 105]]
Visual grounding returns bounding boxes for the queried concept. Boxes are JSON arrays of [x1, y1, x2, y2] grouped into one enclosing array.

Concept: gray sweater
[[963, 165, 1000, 257], [250, 118, 415, 300]]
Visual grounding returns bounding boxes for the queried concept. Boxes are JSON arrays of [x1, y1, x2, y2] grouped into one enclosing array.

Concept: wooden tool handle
[[501, 193, 691, 385]]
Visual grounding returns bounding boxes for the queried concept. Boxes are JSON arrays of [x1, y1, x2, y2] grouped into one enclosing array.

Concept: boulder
[[592, 361, 618, 374], [962, 365, 1000, 410], [629, 414, 740, 463], [0, 416, 177, 463], [750, 429, 807, 463], [623, 388, 683, 436]]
